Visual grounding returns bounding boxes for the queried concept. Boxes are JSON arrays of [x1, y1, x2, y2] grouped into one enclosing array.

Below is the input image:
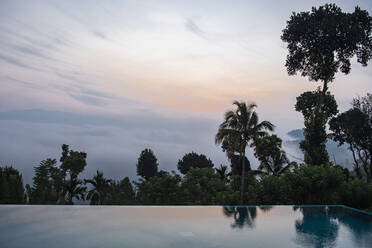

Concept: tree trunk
[[350, 145, 362, 180], [240, 152, 246, 205], [315, 79, 329, 114], [370, 153, 372, 183]]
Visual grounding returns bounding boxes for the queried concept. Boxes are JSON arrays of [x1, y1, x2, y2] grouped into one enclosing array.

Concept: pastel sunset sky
[[1, 0, 371, 183]]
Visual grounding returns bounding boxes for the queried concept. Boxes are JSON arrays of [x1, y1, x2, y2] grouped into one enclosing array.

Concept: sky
[[0, 0, 371, 184]]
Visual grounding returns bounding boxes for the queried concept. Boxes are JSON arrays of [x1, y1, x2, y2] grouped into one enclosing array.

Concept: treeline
[[1, 92, 372, 209], [1, 91, 372, 209], [1, 143, 372, 210], [1, 93, 372, 209]]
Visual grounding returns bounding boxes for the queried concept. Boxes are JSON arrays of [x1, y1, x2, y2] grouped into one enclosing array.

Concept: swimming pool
[[0, 205, 371, 247]]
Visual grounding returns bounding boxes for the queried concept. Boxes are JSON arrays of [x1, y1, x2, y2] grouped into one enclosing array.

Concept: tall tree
[[229, 155, 251, 191], [177, 152, 214, 175], [215, 101, 274, 204], [281, 4, 372, 164], [84, 170, 112, 205], [60, 144, 87, 204], [0, 166, 25, 204], [26, 159, 60, 204], [295, 90, 338, 165], [253, 134, 296, 176], [136, 149, 158, 180], [281, 4, 372, 96]]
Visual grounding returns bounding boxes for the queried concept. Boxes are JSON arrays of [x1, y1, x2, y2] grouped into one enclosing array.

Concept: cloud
[[9, 44, 50, 60], [185, 18, 207, 38], [92, 30, 107, 40], [0, 109, 229, 185], [2, 76, 42, 89], [69, 93, 107, 106], [0, 54, 40, 71]]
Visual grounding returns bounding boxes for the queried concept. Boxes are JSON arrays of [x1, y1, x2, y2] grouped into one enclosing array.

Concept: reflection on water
[[0, 205, 371, 248], [294, 206, 339, 248], [222, 206, 273, 229], [222, 206, 257, 228]]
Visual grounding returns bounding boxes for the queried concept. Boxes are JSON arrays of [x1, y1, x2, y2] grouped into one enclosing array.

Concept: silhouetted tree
[[283, 165, 345, 204], [295, 90, 338, 165], [27, 144, 87, 205], [60, 144, 87, 204], [329, 108, 372, 182], [216, 101, 274, 204], [281, 4, 372, 165], [177, 152, 214, 175], [85, 170, 112, 205], [229, 155, 251, 191], [253, 134, 296, 176], [135, 170, 181, 204], [64, 177, 86, 204], [60, 144, 87, 178], [0, 166, 25, 204], [281, 4, 372, 97], [107, 177, 135, 205], [26, 159, 60, 204], [353, 93, 372, 120], [181, 168, 227, 205], [136, 149, 158, 180]]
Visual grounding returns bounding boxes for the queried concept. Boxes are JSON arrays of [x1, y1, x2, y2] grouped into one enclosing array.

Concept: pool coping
[[1, 204, 371, 215], [253, 204, 372, 216]]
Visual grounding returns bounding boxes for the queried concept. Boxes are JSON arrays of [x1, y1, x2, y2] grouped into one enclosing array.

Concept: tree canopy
[[281, 4, 372, 91], [0, 166, 25, 204], [295, 90, 338, 165], [84, 170, 112, 205], [177, 152, 214, 175], [26, 159, 60, 204], [253, 134, 296, 176], [136, 148, 159, 180], [329, 107, 372, 182]]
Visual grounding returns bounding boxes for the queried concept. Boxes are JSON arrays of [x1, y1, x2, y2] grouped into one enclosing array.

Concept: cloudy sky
[[0, 0, 371, 184]]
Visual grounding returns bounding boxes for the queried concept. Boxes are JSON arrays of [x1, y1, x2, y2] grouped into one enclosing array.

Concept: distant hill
[[284, 129, 354, 170]]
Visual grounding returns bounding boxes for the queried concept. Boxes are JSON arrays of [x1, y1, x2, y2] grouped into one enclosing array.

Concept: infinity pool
[[0, 205, 371, 248]]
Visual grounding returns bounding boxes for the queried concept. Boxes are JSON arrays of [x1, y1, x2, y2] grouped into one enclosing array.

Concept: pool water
[[0, 205, 371, 248]]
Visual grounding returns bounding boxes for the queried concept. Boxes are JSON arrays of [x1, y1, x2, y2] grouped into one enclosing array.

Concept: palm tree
[[215, 164, 231, 183], [253, 134, 296, 176], [84, 170, 111, 205], [216, 101, 274, 204], [64, 176, 86, 205], [255, 150, 296, 176]]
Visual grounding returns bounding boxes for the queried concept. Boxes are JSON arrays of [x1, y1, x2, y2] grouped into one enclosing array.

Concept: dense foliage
[[281, 4, 372, 88], [0, 167, 25, 204], [26, 144, 87, 204], [281, 4, 372, 169], [330, 98, 372, 182], [215, 101, 274, 203], [253, 134, 296, 176], [136, 149, 158, 180], [295, 90, 338, 165], [177, 152, 214, 174]]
